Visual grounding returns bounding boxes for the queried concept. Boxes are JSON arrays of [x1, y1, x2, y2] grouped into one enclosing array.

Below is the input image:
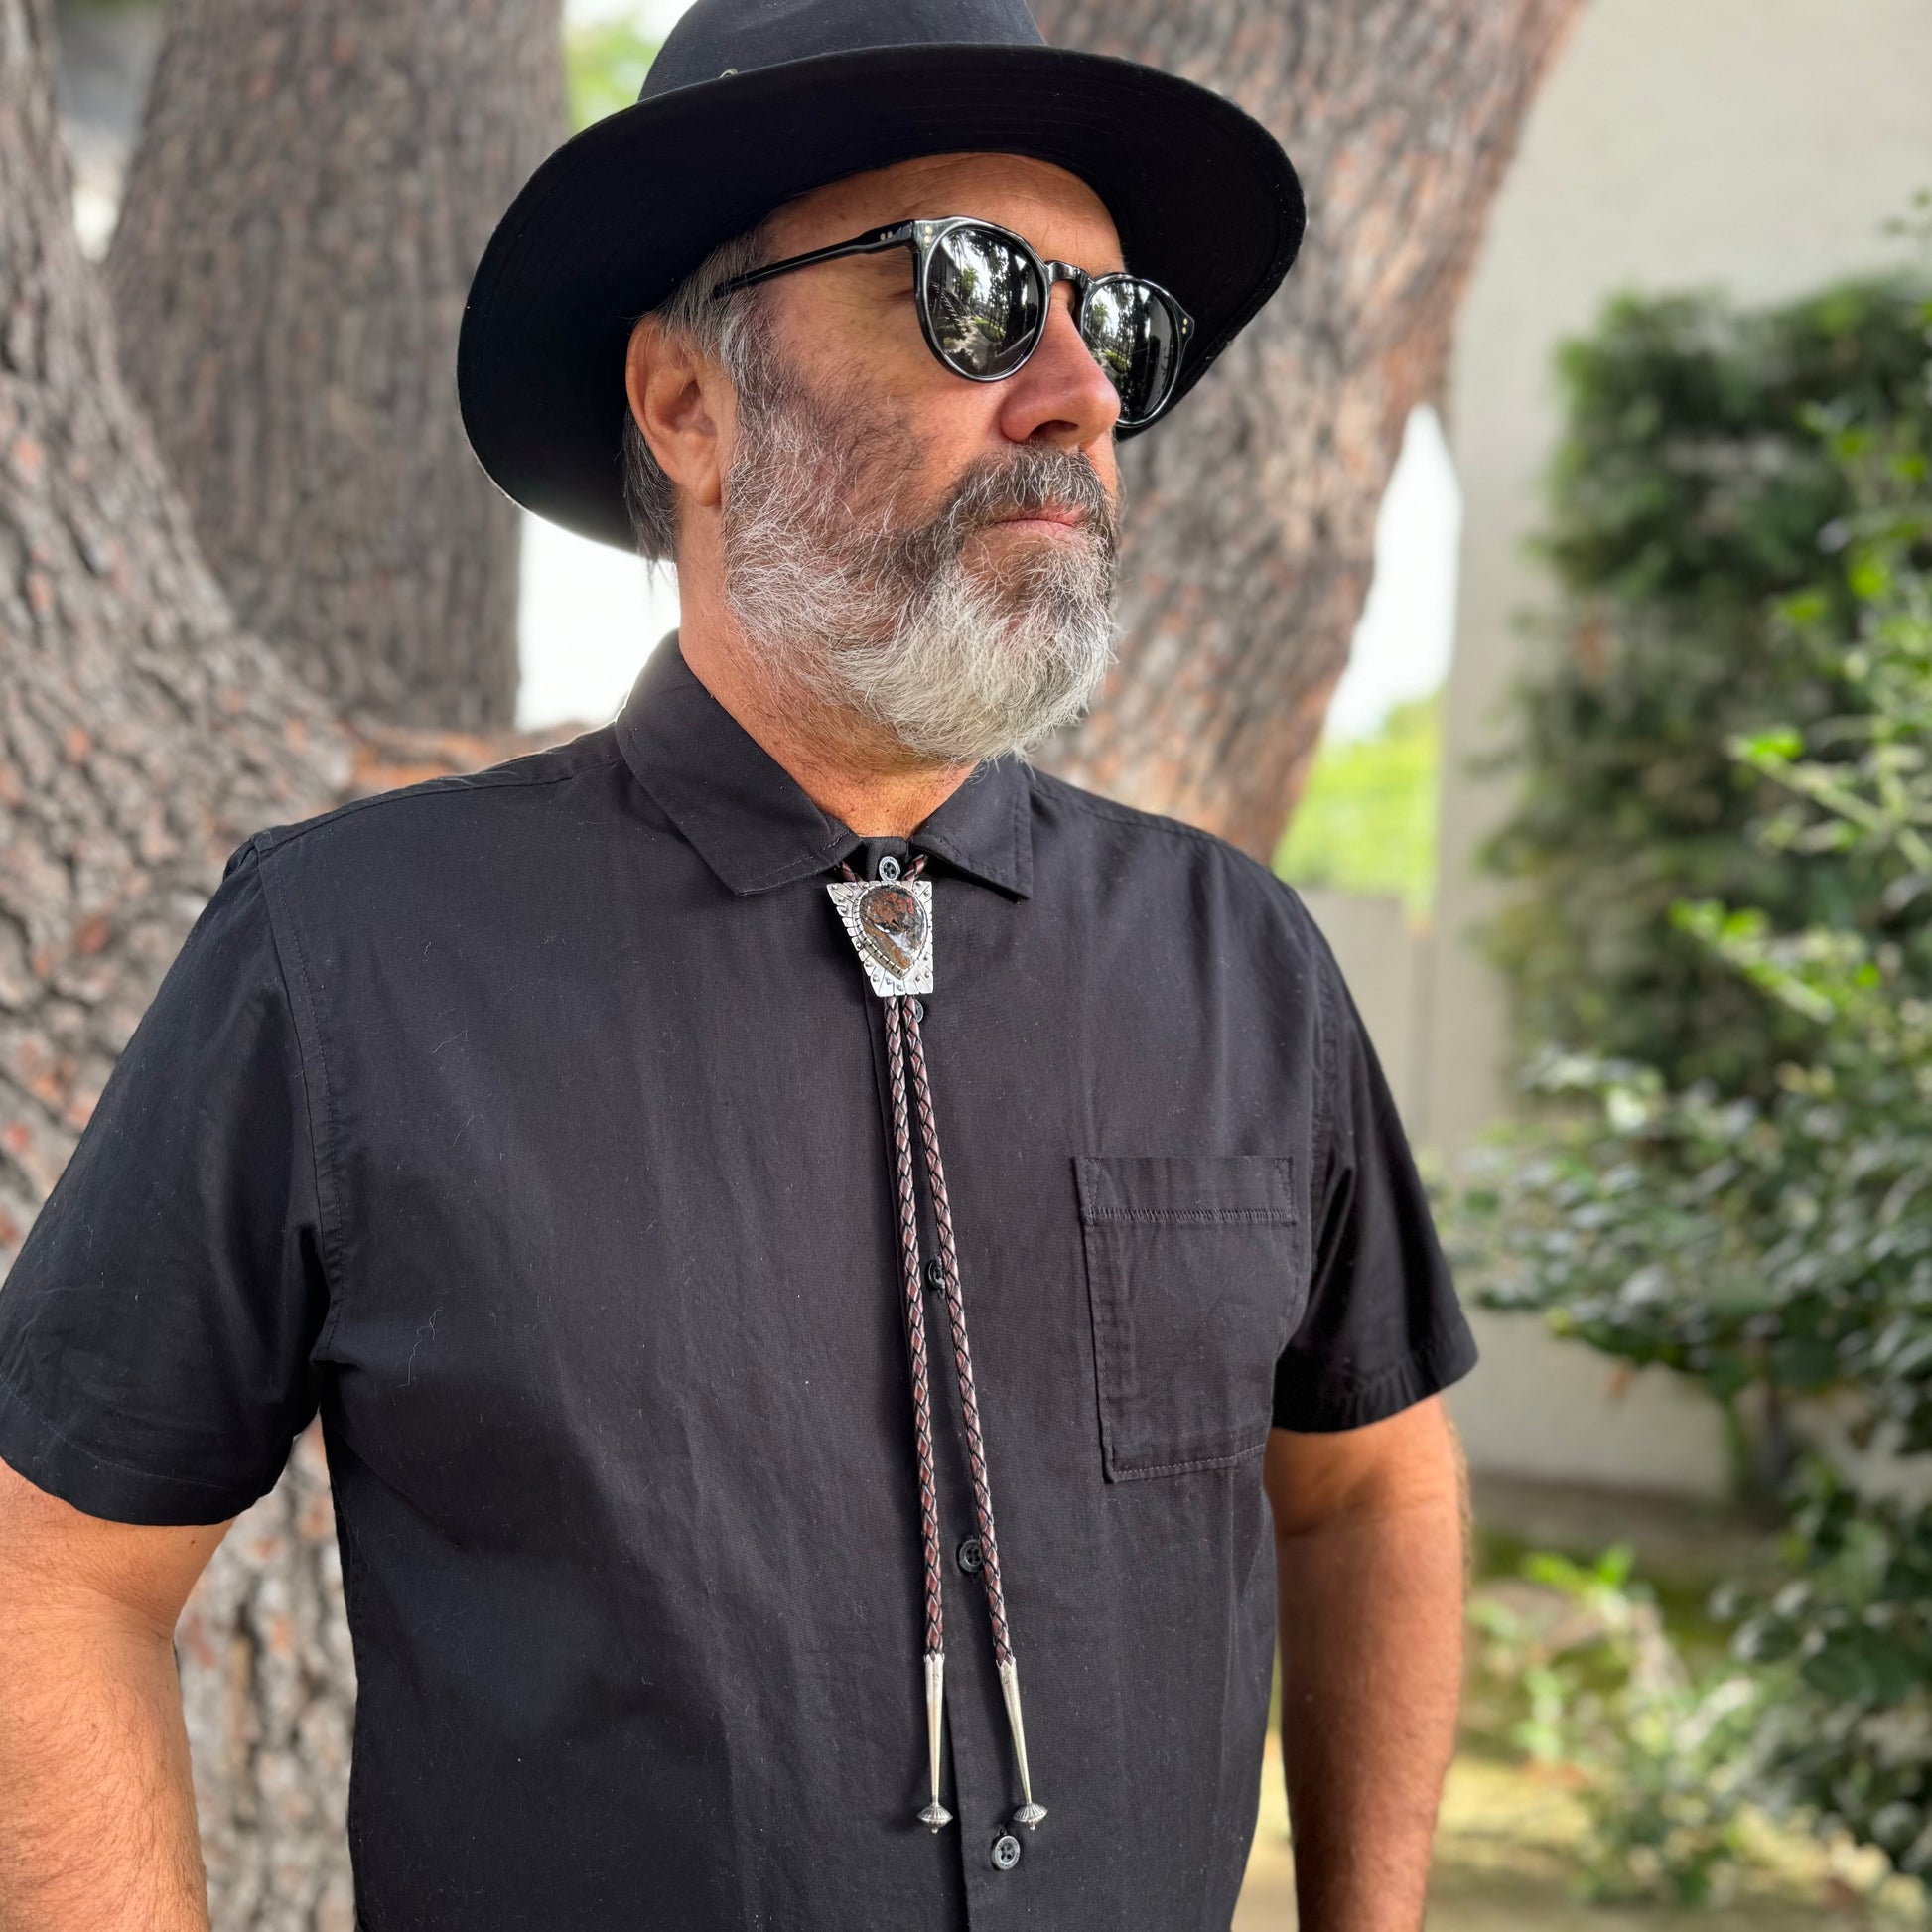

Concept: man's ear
[[624, 316, 730, 515]]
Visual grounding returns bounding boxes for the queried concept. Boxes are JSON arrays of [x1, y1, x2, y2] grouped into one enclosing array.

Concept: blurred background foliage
[[1477, 273, 1932, 1094], [1466, 1542, 1764, 1906], [1451, 226, 1932, 1906], [564, 13, 659, 130], [1275, 692, 1441, 915]]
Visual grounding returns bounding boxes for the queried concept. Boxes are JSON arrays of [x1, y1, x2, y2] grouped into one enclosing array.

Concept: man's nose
[[995, 288, 1122, 450]]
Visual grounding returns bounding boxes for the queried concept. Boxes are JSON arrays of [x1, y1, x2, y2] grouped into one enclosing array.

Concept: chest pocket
[[1074, 1155, 1305, 1480]]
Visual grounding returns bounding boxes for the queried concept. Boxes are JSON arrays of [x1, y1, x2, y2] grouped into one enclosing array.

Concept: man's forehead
[[767, 151, 1125, 268]]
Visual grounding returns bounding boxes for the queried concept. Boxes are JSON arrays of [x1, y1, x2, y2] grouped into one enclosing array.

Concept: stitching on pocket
[[1074, 1154, 1297, 1227], [1105, 1438, 1271, 1482], [1082, 1205, 1294, 1227]]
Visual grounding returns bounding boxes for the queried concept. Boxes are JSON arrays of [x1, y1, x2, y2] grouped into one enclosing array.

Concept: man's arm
[[0, 1451, 231, 1930], [1263, 1396, 1468, 1932]]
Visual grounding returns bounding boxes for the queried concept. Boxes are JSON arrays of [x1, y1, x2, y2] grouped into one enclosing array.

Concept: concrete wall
[[1409, 0, 1932, 1497], [1295, 891, 1427, 1120]]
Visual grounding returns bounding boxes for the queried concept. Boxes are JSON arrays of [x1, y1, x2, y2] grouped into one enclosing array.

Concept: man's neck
[[674, 589, 975, 840]]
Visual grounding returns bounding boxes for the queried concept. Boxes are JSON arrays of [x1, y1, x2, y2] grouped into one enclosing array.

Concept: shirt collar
[[613, 637, 1035, 900]]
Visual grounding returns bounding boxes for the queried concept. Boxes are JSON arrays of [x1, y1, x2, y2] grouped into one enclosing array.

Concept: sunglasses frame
[[710, 214, 1196, 430]]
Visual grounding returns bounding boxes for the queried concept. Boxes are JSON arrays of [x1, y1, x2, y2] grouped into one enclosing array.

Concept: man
[[0, 1, 1477, 1927]]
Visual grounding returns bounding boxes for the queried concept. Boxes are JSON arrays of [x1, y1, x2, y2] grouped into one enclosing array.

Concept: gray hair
[[621, 221, 774, 561]]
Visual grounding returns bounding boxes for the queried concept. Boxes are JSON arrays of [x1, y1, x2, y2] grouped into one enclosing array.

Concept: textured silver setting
[[827, 879, 934, 997]]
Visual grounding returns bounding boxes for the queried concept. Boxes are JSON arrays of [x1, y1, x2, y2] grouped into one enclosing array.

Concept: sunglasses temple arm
[[711, 223, 914, 300]]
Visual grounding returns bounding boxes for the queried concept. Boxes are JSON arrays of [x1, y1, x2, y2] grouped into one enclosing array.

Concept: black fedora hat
[[457, 0, 1305, 552]]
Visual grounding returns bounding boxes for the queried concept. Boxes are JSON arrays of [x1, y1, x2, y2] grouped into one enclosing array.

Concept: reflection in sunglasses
[[932, 233, 1034, 374], [715, 215, 1187, 423]]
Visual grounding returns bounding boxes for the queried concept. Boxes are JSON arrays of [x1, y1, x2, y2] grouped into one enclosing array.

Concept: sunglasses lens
[[924, 226, 1043, 379], [1081, 279, 1182, 425]]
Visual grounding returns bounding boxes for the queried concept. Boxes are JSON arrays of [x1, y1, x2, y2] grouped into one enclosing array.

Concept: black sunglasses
[[711, 215, 1195, 431]]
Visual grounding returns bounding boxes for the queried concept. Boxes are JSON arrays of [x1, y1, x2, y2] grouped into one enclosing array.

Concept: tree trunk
[[1033, 0, 1584, 858], [105, 0, 566, 732], [1, 3, 358, 1922]]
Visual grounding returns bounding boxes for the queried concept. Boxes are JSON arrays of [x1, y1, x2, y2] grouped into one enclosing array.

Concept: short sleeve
[[1271, 933, 1477, 1432], [0, 839, 332, 1524]]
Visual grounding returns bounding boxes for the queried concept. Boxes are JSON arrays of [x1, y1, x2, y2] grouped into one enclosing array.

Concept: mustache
[[937, 446, 1117, 541], [887, 445, 1120, 590]]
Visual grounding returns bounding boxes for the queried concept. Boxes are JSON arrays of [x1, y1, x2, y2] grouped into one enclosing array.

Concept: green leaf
[[1736, 727, 1806, 762], [1800, 1628, 1927, 1708]]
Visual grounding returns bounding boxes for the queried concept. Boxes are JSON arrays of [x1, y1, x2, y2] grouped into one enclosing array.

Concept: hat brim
[[458, 42, 1305, 551]]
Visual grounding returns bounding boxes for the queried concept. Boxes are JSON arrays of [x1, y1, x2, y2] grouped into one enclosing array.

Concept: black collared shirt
[[0, 638, 1475, 1931]]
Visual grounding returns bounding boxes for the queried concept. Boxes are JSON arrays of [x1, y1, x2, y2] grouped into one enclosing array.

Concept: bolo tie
[[826, 852, 1046, 1838]]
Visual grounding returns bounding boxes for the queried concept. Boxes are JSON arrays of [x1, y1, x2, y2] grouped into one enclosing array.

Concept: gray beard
[[718, 357, 1121, 766]]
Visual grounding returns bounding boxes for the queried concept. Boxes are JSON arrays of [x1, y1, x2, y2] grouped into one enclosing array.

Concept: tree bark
[[105, 0, 566, 732], [174, 1425, 359, 1932], [2, 4, 358, 1923], [1032, 0, 1584, 858]]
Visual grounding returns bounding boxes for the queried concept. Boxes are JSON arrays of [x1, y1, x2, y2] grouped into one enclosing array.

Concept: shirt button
[[990, 1832, 1022, 1872], [924, 1258, 945, 1293], [957, 1535, 983, 1574]]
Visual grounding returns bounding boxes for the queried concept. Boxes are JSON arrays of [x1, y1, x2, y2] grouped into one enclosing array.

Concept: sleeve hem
[[1272, 1320, 1479, 1435], [0, 1365, 268, 1527]]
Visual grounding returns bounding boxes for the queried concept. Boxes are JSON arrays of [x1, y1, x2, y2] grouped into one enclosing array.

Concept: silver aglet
[[917, 1651, 952, 1831], [996, 1656, 1046, 1827]]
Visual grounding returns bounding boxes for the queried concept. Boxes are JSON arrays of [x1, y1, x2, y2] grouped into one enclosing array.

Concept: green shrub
[[1459, 394, 1932, 1464], [1730, 1471, 1932, 1877], [1470, 1545, 1763, 1905], [1478, 274, 1932, 1093], [1453, 259, 1932, 1891]]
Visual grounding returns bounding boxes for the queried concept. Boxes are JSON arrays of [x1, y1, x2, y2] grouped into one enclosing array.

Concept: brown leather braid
[[882, 992, 946, 1662], [900, 994, 1016, 1666]]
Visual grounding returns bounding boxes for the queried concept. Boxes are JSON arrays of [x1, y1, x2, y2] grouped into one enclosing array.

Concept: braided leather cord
[[883, 992, 946, 1662], [837, 852, 1035, 1814], [900, 994, 1015, 1668]]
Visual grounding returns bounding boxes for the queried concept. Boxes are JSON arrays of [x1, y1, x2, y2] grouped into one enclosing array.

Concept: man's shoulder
[[1025, 763, 1328, 947], [226, 724, 633, 923], [237, 724, 626, 870]]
